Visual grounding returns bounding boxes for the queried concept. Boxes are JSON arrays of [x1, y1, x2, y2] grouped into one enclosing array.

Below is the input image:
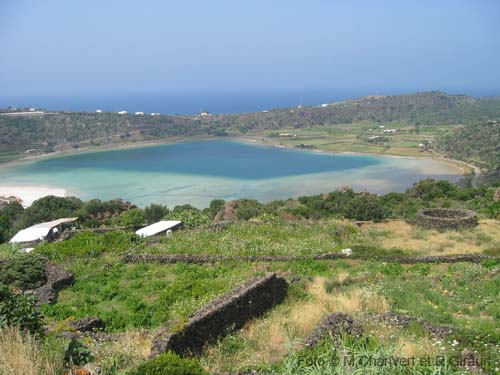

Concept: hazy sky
[[1, 0, 499, 97]]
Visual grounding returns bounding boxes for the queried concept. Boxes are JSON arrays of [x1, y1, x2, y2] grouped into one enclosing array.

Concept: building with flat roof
[[135, 220, 182, 238]]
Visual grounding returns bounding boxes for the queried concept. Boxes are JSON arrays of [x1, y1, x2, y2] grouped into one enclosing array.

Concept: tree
[[144, 204, 170, 224], [118, 208, 146, 230], [17, 196, 83, 229]]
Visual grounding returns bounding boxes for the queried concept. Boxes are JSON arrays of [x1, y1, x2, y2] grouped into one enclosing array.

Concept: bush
[[145, 204, 170, 224], [17, 196, 83, 229], [119, 208, 146, 229], [0, 254, 46, 290], [167, 207, 210, 229], [128, 351, 208, 375], [0, 284, 44, 335]]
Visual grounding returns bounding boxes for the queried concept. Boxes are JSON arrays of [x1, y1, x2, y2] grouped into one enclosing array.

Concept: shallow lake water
[[0, 140, 462, 207]]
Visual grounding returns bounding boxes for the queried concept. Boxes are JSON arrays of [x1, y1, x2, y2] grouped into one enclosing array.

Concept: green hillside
[[2, 92, 500, 161]]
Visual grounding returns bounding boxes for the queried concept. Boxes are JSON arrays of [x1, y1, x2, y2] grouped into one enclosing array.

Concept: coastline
[[0, 136, 473, 207], [0, 184, 67, 207], [0, 134, 473, 174]]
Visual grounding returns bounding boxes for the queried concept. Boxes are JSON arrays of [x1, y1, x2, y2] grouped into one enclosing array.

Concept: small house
[[10, 217, 79, 245], [135, 220, 182, 238]]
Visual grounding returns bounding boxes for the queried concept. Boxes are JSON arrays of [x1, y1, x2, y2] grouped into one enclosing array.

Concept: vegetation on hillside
[[438, 120, 500, 170], [2, 92, 500, 160], [0, 178, 499, 373]]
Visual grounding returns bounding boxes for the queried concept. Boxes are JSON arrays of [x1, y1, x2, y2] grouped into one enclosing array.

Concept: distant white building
[[200, 111, 210, 117], [383, 129, 398, 134], [150, 113, 160, 116], [134, 111, 144, 115], [135, 220, 182, 238], [95, 109, 102, 113], [320, 103, 329, 108], [118, 111, 128, 115]]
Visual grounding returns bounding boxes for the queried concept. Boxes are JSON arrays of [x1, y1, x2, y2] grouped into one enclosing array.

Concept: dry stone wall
[[150, 273, 288, 357], [415, 208, 477, 230]]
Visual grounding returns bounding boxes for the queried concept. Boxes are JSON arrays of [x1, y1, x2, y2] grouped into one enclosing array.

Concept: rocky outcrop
[[214, 201, 238, 223], [150, 273, 288, 357], [415, 208, 477, 230], [28, 261, 74, 305], [305, 313, 363, 347], [368, 312, 455, 337], [70, 317, 105, 332]]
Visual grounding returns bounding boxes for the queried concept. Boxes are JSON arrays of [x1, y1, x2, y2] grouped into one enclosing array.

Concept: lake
[[0, 140, 462, 208]]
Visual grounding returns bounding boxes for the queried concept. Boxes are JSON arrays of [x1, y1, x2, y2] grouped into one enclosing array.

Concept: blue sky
[[1, 0, 499, 97]]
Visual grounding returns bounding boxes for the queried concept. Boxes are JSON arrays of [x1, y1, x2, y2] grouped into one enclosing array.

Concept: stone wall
[[150, 273, 288, 357], [415, 208, 477, 230], [124, 252, 495, 266]]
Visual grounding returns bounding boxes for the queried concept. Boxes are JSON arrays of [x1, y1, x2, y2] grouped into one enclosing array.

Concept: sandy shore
[[0, 185, 67, 207]]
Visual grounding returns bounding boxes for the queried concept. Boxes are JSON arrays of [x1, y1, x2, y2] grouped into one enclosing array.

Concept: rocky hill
[[1, 91, 499, 155]]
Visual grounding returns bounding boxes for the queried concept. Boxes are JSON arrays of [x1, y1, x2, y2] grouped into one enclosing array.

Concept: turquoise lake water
[[0, 140, 462, 208]]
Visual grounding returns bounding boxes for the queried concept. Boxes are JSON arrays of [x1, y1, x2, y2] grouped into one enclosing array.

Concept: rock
[[305, 313, 363, 347], [340, 248, 353, 256], [45, 262, 74, 291], [29, 284, 56, 305], [214, 201, 238, 223], [70, 317, 106, 332]]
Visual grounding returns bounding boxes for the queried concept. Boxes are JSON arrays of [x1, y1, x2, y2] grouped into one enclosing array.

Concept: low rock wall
[[415, 208, 477, 230], [150, 273, 288, 357]]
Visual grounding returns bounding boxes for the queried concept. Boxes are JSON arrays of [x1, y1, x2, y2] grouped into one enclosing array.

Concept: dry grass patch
[[0, 326, 63, 375], [88, 330, 153, 371], [202, 276, 391, 373], [362, 219, 500, 255]]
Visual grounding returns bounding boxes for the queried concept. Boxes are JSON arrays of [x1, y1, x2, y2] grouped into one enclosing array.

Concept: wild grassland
[[0, 326, 64, 375], [142, 219, 500, 257], [1, 219, 499, 374], [201, 260, 499, 374]]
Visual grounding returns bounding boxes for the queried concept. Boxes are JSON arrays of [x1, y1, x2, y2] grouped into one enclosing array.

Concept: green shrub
[[0, 254, 46, 290], [0, 283, 44, 335], [167, 208, 210, 229], [64, 338, 93, 366], [119, 208, 146, 229], [128, 351, 208, 375]]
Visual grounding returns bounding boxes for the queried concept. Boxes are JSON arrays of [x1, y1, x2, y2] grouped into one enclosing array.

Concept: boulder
[[30, 284, 56, 305], [70, 317, 106, 332], [45, 262, 74, 291], [305, 313, 363, 347]]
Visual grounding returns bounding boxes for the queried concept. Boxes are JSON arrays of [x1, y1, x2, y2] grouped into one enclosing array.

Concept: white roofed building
[[10, 217, 79, 244], [135, 220, 182, 238]]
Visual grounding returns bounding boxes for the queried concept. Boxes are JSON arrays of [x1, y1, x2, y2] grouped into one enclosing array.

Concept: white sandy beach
[[0, 185, 67, 207]]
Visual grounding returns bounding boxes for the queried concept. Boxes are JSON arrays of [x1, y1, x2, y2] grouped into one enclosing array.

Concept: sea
[[0, 89, 402, 115]]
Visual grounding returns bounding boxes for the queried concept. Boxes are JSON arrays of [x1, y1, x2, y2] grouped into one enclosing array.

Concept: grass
[[143, 219, 500, 258], [0, 326, 64, 375], [1, 218, 498, 374], [251, 122, 470, 163], [200, 261, 499, 374]]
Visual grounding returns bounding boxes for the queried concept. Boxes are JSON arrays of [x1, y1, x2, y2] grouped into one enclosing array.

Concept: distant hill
[[438, 120, 500, 170], [1, 91, 500, 155]]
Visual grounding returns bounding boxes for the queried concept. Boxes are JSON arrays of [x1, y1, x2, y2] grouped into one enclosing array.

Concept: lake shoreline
[[0, 135, 472, 175], [0, 137, 471, 207]]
